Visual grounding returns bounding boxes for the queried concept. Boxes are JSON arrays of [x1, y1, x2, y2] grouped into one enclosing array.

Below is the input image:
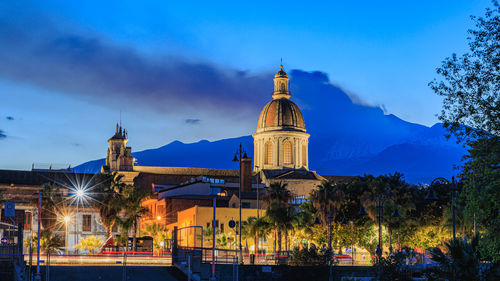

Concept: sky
[[0, 0, 493, 170]]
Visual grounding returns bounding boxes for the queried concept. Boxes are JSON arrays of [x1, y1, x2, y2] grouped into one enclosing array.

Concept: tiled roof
[[0, 169, 96, 186], [262, 169, 321, 180]]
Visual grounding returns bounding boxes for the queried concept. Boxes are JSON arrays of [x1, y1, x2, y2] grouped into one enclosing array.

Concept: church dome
[[257, 98, 305, 131]]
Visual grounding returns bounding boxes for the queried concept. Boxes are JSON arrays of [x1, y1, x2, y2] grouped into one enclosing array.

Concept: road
[[33, 265, 186, 281]]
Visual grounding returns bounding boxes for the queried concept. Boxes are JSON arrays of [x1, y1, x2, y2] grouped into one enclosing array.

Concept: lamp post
[[425, 177, 457, 239], [233, 143, 247, 263]]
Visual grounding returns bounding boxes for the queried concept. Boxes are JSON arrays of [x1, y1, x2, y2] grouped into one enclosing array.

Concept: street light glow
[[64, 216, 70, 223], [157, 216, 161, 221], [76, 189, 85, 197]]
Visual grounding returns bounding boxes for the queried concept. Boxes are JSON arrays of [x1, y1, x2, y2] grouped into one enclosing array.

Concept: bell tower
[[102, 123, 134, 172]]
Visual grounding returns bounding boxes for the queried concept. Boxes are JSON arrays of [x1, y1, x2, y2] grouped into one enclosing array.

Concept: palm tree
[[266, 202, 296, 253], [116, 185, 150, 251], [74, 235, 104, 255], [144, 222, 166, 253], [263, 182, 294, 254], [310, 181, 345, 252], [429, 235, 482, 281], [361, 173, 414, 254], [264, 182, 293, 206], [26, 229, 64, 254], [93, 173, 124, 238], [34, 183, 63, 231]]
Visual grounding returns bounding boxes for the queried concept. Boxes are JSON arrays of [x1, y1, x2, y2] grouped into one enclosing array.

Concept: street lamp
[[76, 189, 85, 198], [233, 143, 247, 263], [425, 177, 457, 239]]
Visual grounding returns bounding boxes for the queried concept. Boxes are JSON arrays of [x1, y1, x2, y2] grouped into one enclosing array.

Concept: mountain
[[75, 70, 467, 183]]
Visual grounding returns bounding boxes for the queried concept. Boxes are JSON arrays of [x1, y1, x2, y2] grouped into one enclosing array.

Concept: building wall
[[166, 206, 269, 252]]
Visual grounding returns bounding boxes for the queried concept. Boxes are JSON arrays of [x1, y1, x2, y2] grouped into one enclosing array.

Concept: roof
[[321, 175, 355, 183], [261, 169, 322, 180], [160, 194, 230, 201], [0, 169, 96, 186]]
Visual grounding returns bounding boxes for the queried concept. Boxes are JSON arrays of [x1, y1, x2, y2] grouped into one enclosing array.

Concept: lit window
[[284, 141, 292, 164], [265, 142, 273, 165]]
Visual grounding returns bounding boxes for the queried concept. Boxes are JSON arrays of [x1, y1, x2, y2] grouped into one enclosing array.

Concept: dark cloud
[[0, 130, 6, 139], [0, 9, 272, 118], [185, 119, 201, 124], [6, 116, 14, 120]]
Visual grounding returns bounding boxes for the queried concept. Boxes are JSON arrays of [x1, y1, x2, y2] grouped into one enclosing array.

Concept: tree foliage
[[74, 235, 104, 254], [429, 1, 499, 141]]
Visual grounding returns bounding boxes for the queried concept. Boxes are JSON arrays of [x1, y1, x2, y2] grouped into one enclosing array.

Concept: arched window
[[284, 141, 292, 164], [302, 144, 307, 166], [265, 141, 273, 165], [280, 82, 286, 92]]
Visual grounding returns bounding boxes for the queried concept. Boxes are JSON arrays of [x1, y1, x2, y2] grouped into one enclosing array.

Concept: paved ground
[[33, 265, 186, 281]]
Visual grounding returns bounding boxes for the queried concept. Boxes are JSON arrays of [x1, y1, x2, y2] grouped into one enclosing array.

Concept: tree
[[360, 173, 414, 254], [429, 1, 499, 141], [116, 185, 150, 251], [93, 172, 125, 238], [459, 136, 500, 262], [429, 236, 483, 281], [265, 202, 296, 253], [264, 181, 293, 206], [144, 222, 168, 253], [74, 236, 104, 255], [25, 229, 64, 254], [34, 183, 63, 231], [263, 181, 294, 253], [310, 181, 345, 252]]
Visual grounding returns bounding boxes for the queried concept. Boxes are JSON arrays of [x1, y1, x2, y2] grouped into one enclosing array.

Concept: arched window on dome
[[284, 141, 292, 164], [302, 144, 307, 167], [280, 82, 286, 92], [265, 141, 273, 165]]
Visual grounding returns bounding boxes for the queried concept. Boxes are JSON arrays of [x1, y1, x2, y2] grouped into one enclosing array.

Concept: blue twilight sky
[[0, 0, 492, 170]]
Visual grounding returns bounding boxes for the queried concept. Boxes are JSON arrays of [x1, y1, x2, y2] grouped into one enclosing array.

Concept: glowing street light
[[76, 189, 85, 198], [156, 216, 162, 221]]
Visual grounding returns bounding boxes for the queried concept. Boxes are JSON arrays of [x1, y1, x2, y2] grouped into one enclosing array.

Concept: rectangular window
[[206, 222, 210, 229], [242, 202, 251, 208], [220, 223, 224, 233], [82, 214, 92, 232], [25, 212, 32, 230]]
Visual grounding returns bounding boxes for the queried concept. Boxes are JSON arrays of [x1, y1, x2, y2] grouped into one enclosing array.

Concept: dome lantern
[[272, 64, 291, 99]]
